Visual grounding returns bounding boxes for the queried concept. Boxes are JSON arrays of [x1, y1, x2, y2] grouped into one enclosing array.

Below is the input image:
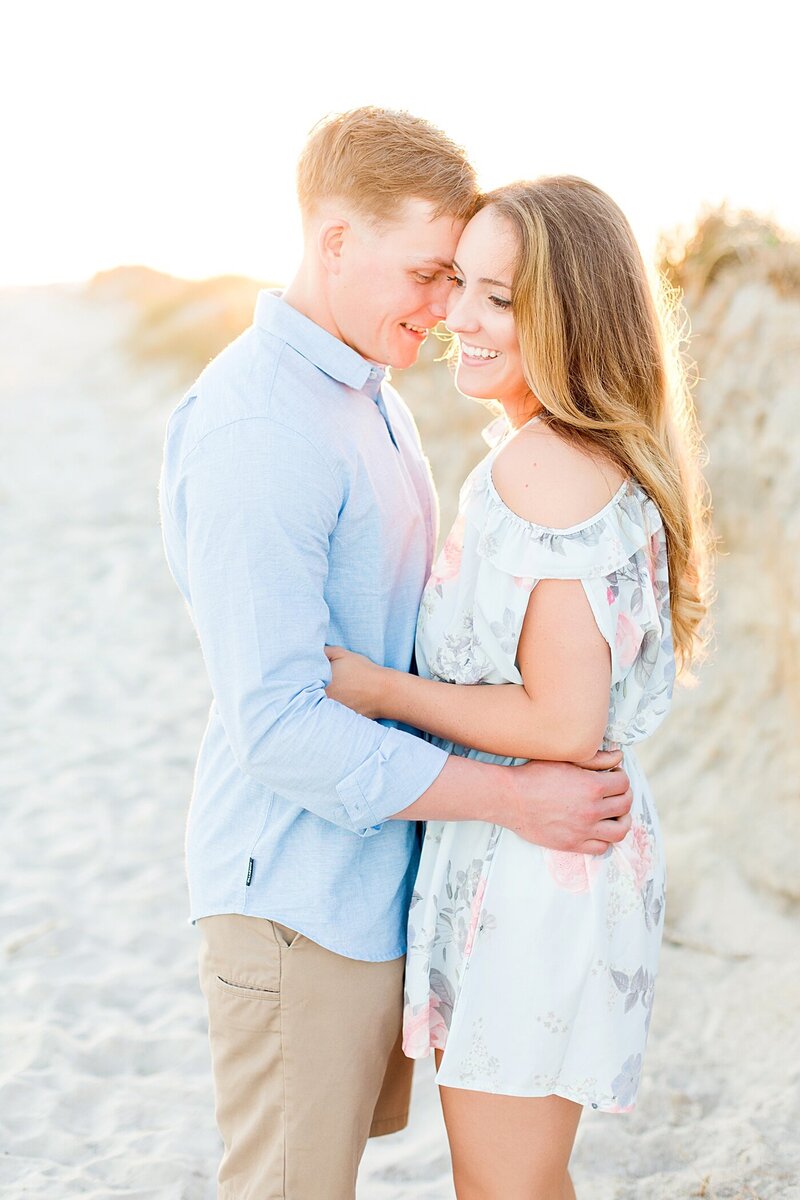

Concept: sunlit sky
[[3, 0, 797, 287]]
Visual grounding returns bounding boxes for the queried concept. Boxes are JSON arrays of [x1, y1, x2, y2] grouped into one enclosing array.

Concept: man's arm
[[397, 753, 633, 856], [175, 416, 448, 837]]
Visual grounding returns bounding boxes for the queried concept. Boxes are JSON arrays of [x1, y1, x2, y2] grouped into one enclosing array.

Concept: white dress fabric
[[402, 416, 675, 1112]]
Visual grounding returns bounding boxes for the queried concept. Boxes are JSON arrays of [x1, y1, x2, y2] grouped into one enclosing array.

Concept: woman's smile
[[459, 340, 502, 363]]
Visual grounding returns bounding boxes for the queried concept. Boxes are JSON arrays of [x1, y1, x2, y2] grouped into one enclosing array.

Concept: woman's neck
[[501, 401, 545, 430]]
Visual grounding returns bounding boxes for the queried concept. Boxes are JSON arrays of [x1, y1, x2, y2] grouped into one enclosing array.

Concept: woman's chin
[[454, 368, 495, 401]]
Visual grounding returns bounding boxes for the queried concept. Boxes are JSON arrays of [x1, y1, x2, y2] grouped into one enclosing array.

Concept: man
[[159, 107, 632, 1200]]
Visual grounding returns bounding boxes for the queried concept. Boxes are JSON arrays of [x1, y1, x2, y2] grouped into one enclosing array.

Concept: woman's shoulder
[[490, 420, 628, 531], [459, 420, 663, 581]]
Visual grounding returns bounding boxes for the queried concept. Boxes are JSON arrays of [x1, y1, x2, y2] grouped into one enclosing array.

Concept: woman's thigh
[[435, 1050, 582, 1200]]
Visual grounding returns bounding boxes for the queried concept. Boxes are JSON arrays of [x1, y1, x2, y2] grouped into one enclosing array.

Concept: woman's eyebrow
[[452, 260, 511, 289]]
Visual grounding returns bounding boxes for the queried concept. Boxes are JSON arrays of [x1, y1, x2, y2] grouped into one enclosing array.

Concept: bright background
[[3, 0, 798, 287], [3, 5, 800, 1197]]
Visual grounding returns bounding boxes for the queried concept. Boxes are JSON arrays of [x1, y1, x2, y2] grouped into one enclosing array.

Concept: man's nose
[[428, 278, 452, 321]]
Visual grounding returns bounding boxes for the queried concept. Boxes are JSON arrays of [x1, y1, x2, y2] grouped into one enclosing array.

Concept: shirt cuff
[[335, 728, 449, 837]]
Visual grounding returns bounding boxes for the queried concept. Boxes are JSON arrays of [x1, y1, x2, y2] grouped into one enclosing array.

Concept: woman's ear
[[318, 218, 349, 276]]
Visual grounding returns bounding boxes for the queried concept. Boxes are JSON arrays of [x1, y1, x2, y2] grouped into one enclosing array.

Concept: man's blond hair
[[297, 107, 479, 224]]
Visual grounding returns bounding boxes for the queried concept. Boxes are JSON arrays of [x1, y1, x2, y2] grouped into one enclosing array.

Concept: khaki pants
[[198, 914, 413, 1200]]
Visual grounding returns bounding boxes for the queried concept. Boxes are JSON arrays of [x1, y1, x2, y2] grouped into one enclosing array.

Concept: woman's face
[[446, 205, 532, 418]]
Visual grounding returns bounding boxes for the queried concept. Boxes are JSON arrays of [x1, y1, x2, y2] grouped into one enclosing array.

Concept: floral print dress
[[403, 416, 675, 1112]]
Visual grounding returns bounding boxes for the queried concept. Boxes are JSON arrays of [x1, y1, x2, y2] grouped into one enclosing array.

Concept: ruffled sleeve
[[463, 466, 676, 747]]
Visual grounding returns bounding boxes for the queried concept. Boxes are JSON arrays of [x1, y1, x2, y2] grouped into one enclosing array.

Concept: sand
[[1, 280, 798, 1199]]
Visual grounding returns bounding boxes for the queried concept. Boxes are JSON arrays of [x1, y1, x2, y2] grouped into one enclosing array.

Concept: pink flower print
[[463, 878, 486, 957], [615, 612, 643, 670], [429, 513, 465, 588], [402, 995, 448, 1057], [514, 575, 536, 592], [545, 850, 602, 894], [614, 820, 653, 892], [631, 822, 653, 890], [606, 585, 615, 606]]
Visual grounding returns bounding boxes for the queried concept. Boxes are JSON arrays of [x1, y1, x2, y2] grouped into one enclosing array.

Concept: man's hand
[[506, 751, 632, 854]]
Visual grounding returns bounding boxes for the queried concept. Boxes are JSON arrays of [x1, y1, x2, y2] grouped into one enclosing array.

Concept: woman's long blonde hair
[[482, 177, 713, 675]]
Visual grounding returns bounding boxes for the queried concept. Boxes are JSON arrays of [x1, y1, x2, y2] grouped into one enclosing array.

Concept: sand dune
[[2, 228, 799, 1197]]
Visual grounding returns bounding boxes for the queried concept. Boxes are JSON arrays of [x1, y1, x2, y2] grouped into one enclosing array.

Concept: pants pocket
[[209, 972, 281, 1032], [199, 915, 282, 1033]]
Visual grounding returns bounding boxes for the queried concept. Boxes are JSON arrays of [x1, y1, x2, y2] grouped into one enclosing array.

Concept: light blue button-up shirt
[[159, 291, 449, 960]]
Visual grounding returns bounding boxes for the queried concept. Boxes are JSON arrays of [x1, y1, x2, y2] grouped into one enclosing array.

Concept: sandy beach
[[2, 271, 799, 1199]]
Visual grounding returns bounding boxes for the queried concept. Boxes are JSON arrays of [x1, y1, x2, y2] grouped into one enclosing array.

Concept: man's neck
[[282, 263, 343, 343]]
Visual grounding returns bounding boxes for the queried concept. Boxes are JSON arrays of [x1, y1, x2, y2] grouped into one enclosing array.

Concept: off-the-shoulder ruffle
[[460, 461, 664, 581]]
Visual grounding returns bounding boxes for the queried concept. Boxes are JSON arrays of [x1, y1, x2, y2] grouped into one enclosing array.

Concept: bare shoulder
[[491, 422, 627, 529]]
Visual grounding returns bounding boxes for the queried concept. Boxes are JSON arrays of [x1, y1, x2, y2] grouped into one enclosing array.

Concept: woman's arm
[[327, 578, 611, 762]]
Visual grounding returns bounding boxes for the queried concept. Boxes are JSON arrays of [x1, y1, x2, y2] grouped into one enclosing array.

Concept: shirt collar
[[254, 289, 386, 400]]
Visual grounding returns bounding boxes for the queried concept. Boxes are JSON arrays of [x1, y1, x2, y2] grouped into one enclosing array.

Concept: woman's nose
[[445, 289, 479, 334]]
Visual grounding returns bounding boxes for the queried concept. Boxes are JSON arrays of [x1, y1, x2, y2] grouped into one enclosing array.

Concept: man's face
[[330, 198, 466, 369]]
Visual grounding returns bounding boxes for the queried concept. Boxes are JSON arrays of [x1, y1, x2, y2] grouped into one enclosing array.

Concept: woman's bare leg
[[434, 1050, 581, 1200]]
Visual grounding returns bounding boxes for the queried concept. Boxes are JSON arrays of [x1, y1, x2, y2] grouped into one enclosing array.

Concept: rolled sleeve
[[335, 727, 448, 836], [175, 417, 446, 834]]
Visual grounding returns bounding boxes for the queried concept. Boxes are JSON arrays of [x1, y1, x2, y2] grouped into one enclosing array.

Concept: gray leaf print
[[611, 1053, 642, 1108], [576, 523, 603, 547], [490, 607, 517, 654], [609, 964, 655, 1019], [430, 968, 456, 1025], [539, 531, 568, 555], [642, 878, 664, 930], [611, 969, 630, 993]]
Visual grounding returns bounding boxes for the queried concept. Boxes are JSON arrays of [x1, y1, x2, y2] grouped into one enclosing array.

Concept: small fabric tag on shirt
[[246, 857, 254, 886]]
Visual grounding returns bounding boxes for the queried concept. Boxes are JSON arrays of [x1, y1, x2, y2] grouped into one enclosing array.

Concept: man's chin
[[387, 343, 424, 371]]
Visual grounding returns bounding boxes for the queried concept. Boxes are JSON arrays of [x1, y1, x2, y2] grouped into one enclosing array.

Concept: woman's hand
[[324, 646, 386, 720]]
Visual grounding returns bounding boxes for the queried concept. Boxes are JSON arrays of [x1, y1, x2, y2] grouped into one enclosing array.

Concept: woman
[[327, 177, 712, 1199]]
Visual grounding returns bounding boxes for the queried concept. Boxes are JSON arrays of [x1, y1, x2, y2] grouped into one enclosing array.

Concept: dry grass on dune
[[658, 205, 800, 305], [91, 265, 271, 375], [640, 206, 800, 916]]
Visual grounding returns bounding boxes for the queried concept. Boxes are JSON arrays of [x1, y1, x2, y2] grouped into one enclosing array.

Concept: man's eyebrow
[[412, 257, 454, 269], [452, 259, 512, 289]]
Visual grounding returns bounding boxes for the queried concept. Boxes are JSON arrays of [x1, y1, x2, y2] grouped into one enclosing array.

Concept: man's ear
[[318, 218, 349, 275]]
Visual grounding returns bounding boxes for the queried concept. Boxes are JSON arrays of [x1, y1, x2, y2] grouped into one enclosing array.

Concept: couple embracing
[[159, 107, 710, 1199]]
